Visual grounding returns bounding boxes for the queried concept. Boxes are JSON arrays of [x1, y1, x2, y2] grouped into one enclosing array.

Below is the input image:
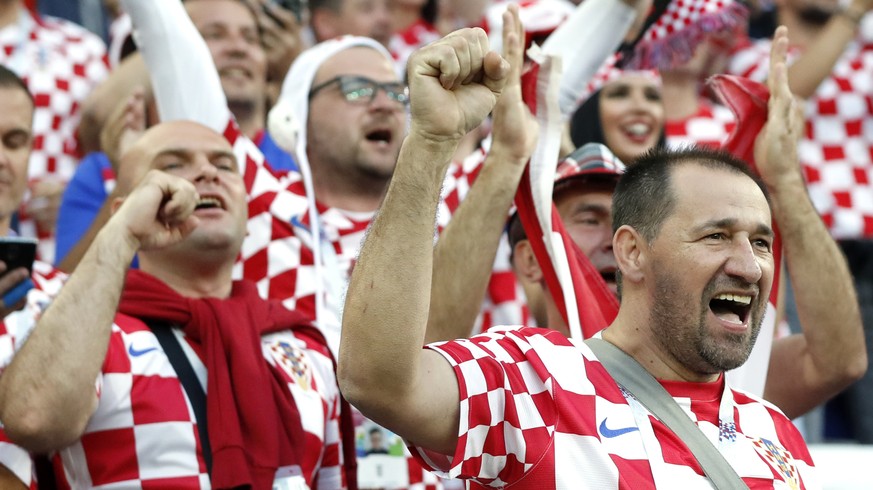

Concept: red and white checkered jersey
[[225, 120, 490, 490], [665, 99, 737, 150], [225, 120, 484, 353], [0, 262, 64, 488], [0, 9, 109, 263], [410, 327, 817, 489], [389, 19, 441, 75], [729, 36, 873, 239], [0, 9, 109, 181], [0, 277, 343, 489]]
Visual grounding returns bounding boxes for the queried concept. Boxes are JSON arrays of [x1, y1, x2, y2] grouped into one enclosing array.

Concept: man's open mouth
[[709, 293, 753, 325], [195, 195, 225, 210]]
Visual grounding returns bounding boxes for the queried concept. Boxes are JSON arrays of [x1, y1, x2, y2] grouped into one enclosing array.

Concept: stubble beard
[[649, 265, 765, 375]]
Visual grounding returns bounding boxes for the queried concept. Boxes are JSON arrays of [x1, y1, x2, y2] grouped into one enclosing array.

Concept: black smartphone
[[0, 237, 37, 275], [266, 0, 305, 24]]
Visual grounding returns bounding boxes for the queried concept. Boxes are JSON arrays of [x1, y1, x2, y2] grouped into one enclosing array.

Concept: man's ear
[[512, 239, 543, 284], [613, 225, 646, 285]]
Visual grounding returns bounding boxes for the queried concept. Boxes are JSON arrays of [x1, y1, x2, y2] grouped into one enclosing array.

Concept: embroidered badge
[[752, 438, 800, 490], [270, 340, 312, 391]]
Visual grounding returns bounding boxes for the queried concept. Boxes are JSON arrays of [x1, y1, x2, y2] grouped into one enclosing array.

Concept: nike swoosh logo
[[599, 418, 640, 438], [289, 215, 309, 232], [128, 344, 158, 357]]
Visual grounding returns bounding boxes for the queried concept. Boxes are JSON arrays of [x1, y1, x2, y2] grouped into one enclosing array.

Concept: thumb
[[481, 51, 510, 97]]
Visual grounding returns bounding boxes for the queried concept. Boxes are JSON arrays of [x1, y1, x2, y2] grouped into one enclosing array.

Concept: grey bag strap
[[585, 338, 748, 490]]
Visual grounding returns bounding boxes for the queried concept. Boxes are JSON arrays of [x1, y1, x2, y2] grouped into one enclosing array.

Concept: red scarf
[[118, 270, 315, 489]]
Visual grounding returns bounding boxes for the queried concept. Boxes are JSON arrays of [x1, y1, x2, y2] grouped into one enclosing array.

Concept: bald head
[[117, 121, 235, 193]]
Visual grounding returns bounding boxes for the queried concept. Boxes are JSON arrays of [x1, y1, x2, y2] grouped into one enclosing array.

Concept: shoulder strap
[[584, 338, 747, 490], [148, 321, 213, 475]]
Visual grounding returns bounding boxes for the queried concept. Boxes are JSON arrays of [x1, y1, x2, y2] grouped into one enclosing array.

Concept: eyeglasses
[[308, 75, 409, 106]]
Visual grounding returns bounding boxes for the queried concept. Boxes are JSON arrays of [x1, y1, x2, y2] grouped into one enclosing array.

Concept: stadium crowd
[[0, 0, 870, 488]]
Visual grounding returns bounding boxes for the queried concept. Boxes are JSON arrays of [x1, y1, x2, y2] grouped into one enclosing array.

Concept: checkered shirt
[[665, 99, 737, 150], [729, 36, 873, 239], [226, 120, 489, 352], [0, 10, 109, 263], [0, 274, 343, 489], [0, 10, 108, 181], [410, 327, 817, 489], [389, 19, 441, 75], [226, 120, 470, 489]]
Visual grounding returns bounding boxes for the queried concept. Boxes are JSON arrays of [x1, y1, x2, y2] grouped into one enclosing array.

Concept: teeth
[[222, 68, 247, 77], [197, 197, 222, 209], [625, 123, 650, 136], [714, 293, 752, 305]]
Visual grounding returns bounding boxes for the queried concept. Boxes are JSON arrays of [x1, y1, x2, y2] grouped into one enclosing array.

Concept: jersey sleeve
[[121, 0, 232, 134], [0, 436, 34, 489], [0, 281, 61, 489], [409, 328, 559, 487]]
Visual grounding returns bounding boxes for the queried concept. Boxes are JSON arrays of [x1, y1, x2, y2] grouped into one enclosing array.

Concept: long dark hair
[[568, 87, 667, 163]]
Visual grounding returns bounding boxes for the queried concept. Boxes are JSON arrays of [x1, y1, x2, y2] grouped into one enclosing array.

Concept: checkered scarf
[[623, 0, 749, 70], [118, 270, 318, 489]]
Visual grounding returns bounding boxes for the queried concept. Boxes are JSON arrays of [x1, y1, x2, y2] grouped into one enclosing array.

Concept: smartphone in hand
[[0, 237, 37, 309]]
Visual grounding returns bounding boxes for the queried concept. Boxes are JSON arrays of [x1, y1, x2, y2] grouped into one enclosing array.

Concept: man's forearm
[[427, 148, 528, 343], [122, 0, 230, 132], [764, 175, 866, 417], [0, 221, 138, 452], [340, 132, 456, 414], [783, 9, 860, 99]]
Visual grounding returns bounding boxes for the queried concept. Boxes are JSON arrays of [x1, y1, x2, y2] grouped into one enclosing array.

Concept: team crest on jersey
[[269, 340, 312, 391], [752, 438, 800, 490]]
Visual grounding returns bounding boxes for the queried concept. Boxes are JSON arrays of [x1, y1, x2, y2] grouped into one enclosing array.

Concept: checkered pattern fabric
[[729, 37, 873, 239], [0, 262, 64, 488], [627, 0, 748, 70], [410, 327, 817, 489], [389, 19, 441, 76], [225, 120, 470, 489], [226, 120, 492, 352], [0, 272, 343, 489], [0, 10, 109, 263], [665, 99, 737, 149], [224, 122, 373, 354], [576, 53, 661, 106], [0, 10, 108, 181]]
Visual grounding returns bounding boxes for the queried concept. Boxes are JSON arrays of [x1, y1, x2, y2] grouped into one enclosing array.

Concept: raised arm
[[541, 0, 641, 117], [783, 0, 873, 99], [121, 0, 230, 132], [338, 29, 510, 456], [755, 27, 867, 418], [426, 6, 537, 343], [0, 169, 200, 453]]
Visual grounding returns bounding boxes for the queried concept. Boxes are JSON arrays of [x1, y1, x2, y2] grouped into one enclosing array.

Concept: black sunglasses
[[308, 75, 409, 106]]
